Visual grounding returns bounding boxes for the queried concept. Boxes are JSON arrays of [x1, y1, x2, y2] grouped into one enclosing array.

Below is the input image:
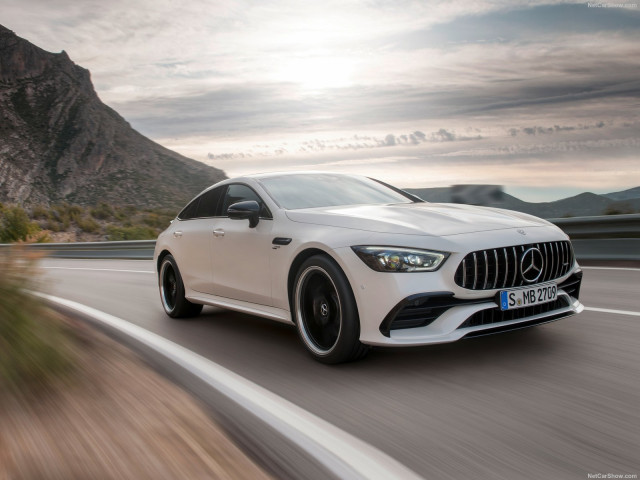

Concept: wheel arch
[[287, 247, 358, 324], [156, 249, 172, 274]]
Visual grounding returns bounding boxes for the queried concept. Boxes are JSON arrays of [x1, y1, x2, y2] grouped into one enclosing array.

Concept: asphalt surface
[[39, 259, 639, 479]]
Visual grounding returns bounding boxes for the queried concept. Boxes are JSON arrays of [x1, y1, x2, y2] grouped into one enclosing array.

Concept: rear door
[[171, 187, 223, 294]]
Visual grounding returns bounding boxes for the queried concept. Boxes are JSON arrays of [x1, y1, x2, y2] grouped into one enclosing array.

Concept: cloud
[[391, 3, 640, 49], [2, 0, 639, 199], [206, 128, 485, 160], [431, 129, 455, 141], [510, 121, 609, 136]]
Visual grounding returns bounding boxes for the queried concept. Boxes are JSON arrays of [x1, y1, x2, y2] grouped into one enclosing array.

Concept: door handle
[[213, 229, 225, 237], [173, 231, 183, 238]]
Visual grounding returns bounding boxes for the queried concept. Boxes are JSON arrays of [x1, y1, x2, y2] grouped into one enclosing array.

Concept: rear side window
[[178, 186, 224, 220], [195, 187, 224, 218], [178, 197, 200, 220]]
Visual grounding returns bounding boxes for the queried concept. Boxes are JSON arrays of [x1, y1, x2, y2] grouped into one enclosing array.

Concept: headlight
[[351, 246, 449, 272]]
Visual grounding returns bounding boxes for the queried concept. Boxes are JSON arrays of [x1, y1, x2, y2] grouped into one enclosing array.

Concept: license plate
[[499, 282, 557, 311]]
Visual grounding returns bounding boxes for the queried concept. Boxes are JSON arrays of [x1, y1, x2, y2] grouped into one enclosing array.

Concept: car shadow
[[183, 306, 570, 380]]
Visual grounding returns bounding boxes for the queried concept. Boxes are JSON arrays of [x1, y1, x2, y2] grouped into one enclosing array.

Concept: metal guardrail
[[1, 214, 639, 260], [0, 240, 156, 260], [548, 214, 640, 238], [550, 214, 640, 260], [570, 239, 640, 261]]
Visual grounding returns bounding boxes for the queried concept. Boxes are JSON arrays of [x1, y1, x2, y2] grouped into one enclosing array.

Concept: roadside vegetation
[[0, 202, 175, 242], [0, 250, 75, 390]]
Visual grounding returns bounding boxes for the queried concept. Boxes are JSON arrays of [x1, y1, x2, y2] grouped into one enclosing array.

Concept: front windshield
[[259, 174, 419, 209]]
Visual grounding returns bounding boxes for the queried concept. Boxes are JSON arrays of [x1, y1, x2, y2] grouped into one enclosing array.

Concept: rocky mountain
[[404, 186, 640, 218], [0, 25, 225, 209]]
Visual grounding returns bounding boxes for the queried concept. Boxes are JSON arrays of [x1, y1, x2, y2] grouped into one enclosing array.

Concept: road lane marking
[[42, 267, 154, 274], [582, 266, 640, 272], [34, 292, 422, 480], [585, 307, 640, 317]]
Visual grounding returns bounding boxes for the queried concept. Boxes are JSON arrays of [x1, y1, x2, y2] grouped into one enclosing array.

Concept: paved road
[[40, 259, 640, 479]]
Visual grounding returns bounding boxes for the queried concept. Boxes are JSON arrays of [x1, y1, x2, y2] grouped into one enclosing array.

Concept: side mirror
[[227, 200, 260, 228]]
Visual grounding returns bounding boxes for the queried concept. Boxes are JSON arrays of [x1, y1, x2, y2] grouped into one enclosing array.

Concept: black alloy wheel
[[159, 255, 203, 318], [294, 255, 369, 363]]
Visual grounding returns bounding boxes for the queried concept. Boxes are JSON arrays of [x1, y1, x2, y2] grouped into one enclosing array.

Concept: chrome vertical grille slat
[[472, 252, 478, 290], [519, 245, 525, 287], [542, 243, 549, 282], [455, 241, 574, 290], [502, 248, 509, 288], [483, 251, 489, 289], [461, 258, 467, 288], [558, 242, 564, 274]]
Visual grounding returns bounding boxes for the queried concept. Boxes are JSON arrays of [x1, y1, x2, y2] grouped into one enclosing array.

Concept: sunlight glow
[[274, 55, 356, 92]]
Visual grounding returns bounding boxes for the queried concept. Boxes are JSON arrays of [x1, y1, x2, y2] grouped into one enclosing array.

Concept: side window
[[195, 186, 224, 218], [221, 184, 271, 218], [178, 197, 200, 220]]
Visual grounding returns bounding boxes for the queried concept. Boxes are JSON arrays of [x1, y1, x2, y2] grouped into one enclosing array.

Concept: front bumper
[[381, 272, 583, 345], [331, 230, 584, 347]]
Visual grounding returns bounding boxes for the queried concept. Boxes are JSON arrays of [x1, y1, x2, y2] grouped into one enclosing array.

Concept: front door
[[210, 183, 273, 306]]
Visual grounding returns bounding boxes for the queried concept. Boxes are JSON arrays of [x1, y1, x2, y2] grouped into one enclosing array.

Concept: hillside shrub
[[90, 202, 114, 220], [0, 205, 41, 243], [603, 202, 635, 215], [114, 205, 137, 222], [31, 204, 52, 220], [76, 215, 101, 234], [142, 211, 174, 229], [106, 225, 157, 240]]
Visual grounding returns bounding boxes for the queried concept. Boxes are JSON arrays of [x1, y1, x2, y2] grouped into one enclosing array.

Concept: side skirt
[[186, 292, 293, 325]]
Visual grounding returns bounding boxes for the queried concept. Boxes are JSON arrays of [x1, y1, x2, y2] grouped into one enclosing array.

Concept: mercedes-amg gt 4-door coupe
[[154, 172, 583, 363]]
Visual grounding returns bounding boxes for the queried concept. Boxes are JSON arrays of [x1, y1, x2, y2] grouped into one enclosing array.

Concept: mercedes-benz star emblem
[[320, 303, 329, 317], [517, 229, 526, 235], [520, 247, 544, 283]]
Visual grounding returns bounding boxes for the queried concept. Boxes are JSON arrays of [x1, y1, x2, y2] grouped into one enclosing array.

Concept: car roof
[[245, 171, 363, 180]]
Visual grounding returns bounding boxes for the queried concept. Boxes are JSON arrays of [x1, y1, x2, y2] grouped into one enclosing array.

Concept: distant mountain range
[[0, 25, 225, 209], [404, 186, 640, 218]]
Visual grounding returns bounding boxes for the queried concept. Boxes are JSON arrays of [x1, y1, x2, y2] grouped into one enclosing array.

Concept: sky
[[3, 0, 640, 201]]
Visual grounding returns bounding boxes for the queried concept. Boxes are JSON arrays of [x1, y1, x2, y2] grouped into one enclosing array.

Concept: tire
[[293, 255, 369, 364], [159, 255, 203, 318]]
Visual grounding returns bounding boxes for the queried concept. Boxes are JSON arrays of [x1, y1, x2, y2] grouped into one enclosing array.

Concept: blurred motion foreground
[[0, 250, 271, 479]]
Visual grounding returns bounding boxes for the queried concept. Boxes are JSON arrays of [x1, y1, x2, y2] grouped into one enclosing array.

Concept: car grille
[[454, 241, 574, 290]]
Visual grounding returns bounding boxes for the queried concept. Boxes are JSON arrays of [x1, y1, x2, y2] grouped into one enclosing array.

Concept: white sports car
[[154, 172, 584, 363]]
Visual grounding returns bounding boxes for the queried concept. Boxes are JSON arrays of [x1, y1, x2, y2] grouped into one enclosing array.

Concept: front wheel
[[293, 255, 369, 364], [159, 255, 203, 318]]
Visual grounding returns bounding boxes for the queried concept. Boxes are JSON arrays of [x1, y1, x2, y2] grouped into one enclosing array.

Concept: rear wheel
[[294, 255, 369, 364], [159, 255, 203, 318]]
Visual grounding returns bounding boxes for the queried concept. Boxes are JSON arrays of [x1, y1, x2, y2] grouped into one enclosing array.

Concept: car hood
[[285, 203, 554, 236]]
